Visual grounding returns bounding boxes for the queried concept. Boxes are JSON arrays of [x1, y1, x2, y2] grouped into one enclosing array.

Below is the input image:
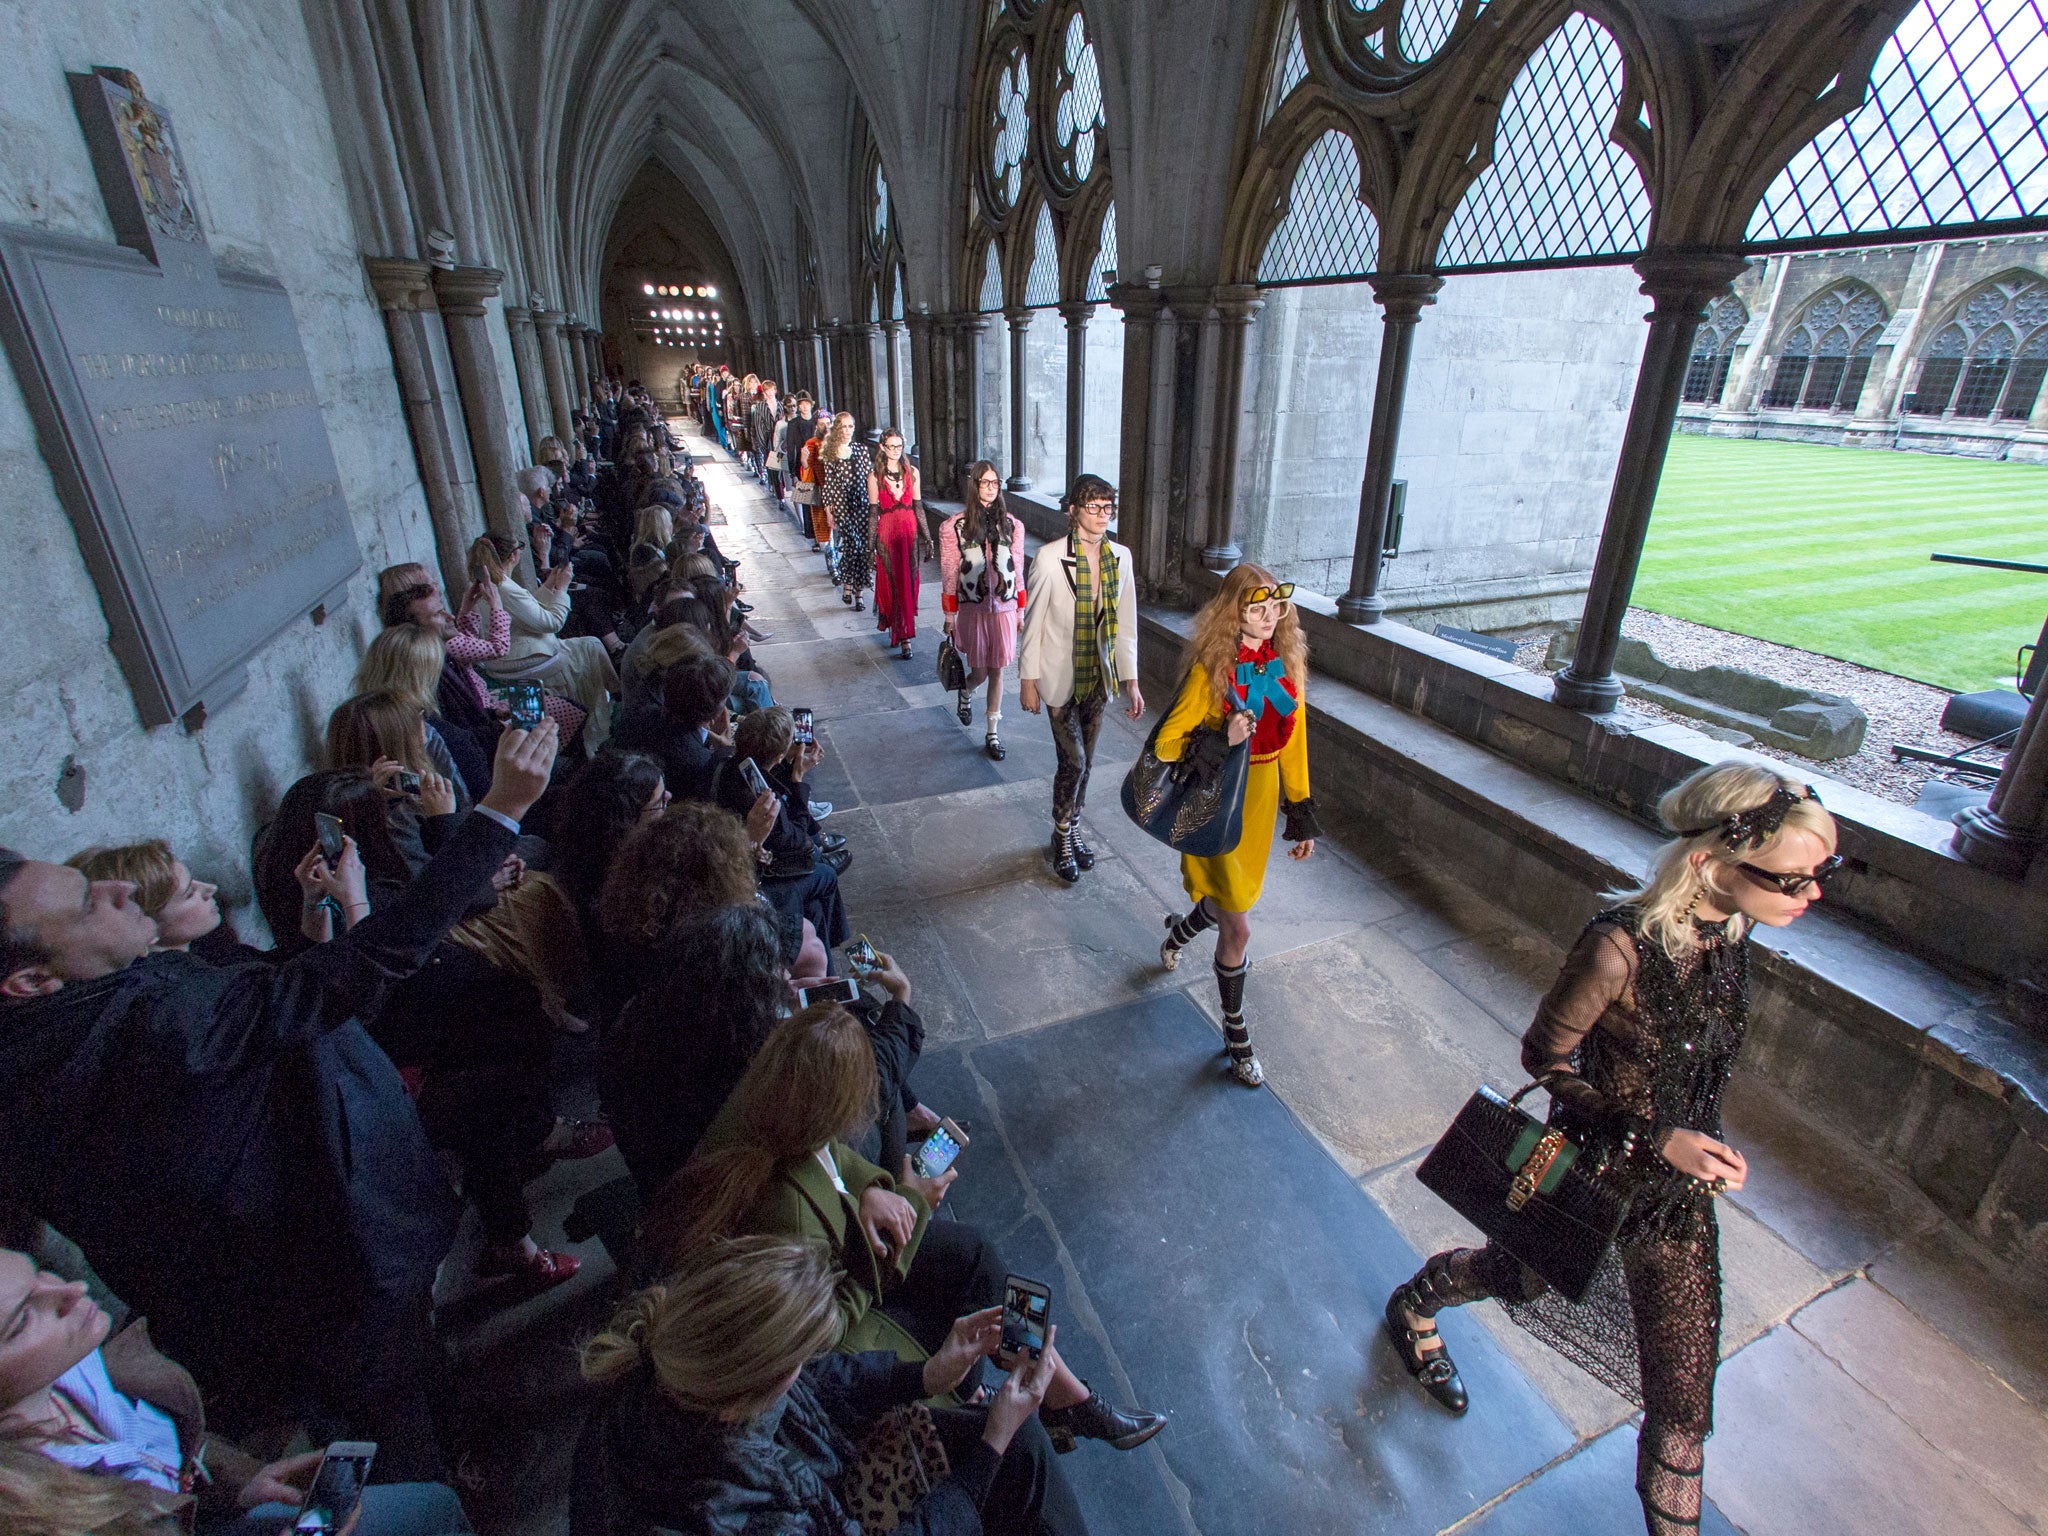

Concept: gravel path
[[1509, 609, 2007, 806]]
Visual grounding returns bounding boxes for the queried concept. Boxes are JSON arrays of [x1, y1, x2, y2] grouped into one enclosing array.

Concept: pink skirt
[[953, 599, 1019, 671]]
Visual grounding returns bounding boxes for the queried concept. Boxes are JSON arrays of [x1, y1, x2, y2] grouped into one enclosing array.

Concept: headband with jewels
[[1680, 783, 1822, 852]]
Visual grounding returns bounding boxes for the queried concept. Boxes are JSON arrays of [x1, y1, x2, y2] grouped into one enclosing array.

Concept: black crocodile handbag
[[1119, 717, 1249, 858], [1414, 1080, 1631, 1303]]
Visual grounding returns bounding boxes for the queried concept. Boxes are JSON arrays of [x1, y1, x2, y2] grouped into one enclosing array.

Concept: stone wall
[[1236, 267, 1647, 630], [0, 1, 432, 923]]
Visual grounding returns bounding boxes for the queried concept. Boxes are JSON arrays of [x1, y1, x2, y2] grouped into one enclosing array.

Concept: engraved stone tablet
[[0, 68, 361, 728]]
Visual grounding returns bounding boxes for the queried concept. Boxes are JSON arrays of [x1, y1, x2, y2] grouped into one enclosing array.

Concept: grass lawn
[[1637, 434, 2048, 694]]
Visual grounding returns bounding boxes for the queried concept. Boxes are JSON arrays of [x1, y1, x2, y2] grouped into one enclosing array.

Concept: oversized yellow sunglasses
[[1241, 583, 1295, 606]]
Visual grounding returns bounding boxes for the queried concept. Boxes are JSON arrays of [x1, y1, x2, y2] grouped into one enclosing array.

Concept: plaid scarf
[[1068, 532, 1121, 699]]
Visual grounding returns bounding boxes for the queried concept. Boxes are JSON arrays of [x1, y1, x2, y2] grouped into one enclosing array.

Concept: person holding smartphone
[[1150, 564, 1321, 1089]]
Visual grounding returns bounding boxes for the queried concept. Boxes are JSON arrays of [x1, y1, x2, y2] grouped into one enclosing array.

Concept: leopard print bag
[[842, 1403, 951, 1532]]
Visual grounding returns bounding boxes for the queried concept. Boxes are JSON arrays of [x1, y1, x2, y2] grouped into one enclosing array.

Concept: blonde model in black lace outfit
[[1385, 763, 1840, 1536]]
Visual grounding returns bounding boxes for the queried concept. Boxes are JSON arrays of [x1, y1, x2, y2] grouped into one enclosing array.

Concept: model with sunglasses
[[1019, 475, 1143, 882], [1384, 763, 1838, 1536], [1154, 564, 1321, 1088]]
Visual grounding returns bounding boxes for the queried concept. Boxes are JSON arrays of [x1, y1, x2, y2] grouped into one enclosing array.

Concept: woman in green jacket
[[646, 1005, 1163, 1451]]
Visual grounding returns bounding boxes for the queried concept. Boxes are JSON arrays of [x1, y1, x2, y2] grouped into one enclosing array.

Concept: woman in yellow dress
[[1152, 563, 1320, 1087]]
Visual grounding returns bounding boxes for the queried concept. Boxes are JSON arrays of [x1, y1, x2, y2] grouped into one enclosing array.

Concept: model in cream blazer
[[1017, 535, 1140, 708]]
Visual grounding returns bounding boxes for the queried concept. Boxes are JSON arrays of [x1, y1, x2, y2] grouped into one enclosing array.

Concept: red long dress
[[873, 465, 921, 646]]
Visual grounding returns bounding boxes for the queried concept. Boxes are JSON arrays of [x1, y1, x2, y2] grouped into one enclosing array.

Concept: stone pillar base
[[1951, 804, 2041, 879]]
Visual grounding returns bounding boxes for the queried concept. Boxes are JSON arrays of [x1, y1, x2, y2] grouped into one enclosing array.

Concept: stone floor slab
[[1460, 1424, 1743, 1536], [1868, 1224, 2048, 1410], [845, 898, 984, 1047], [828, 703, 1012, 806], [869, 776, 1090, 901]]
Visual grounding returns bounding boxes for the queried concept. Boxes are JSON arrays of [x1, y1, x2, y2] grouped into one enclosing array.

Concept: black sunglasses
[[1734, 854, 1842, 897]]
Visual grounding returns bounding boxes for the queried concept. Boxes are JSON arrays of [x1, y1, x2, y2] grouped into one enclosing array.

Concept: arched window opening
[[1682, 294, 1749, 403], [1749, 0, 2048, 243], [979, 241, 1005, 312], [1053, 11, 1104, 187], [1267, 5, 1309, 123], [1903, 275, 2048, 417], [1257, 129, 1381, 284], [1086, 202, 1118, 302], [991, 49, 1032, 212], [1328, 0, 1492, 77], [1436, 13, 1649, 268], [1763, 285, 1887, 411], [1024, 204, 1061, 306]]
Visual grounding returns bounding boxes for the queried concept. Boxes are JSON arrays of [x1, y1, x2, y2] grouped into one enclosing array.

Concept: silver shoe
[[1229, 1052, 1266, 1088], [1160, 916, 1181, 971]]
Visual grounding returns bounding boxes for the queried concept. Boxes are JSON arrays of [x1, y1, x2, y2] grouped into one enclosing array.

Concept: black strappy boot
[[1383, 1258, 1469, 1415]]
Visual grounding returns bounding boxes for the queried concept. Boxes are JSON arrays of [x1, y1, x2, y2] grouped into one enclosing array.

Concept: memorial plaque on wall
[[0, 67, 360, 728]]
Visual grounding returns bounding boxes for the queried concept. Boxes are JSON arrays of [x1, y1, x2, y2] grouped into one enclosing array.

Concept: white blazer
[[1018, 537, 1139, 708]]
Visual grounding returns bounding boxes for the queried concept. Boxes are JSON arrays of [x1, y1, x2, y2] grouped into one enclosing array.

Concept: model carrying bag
[[1414, 1079, 1631, 1302], [1119, 717, 1249, 858]]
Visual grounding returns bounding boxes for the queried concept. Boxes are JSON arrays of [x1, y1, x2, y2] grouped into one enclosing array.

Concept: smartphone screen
[[845, 934, 878, 974], [293, 1442, 375, 1535], [739, 756, 772, 800], [999, 1277, 1050, 1366], [913, 1125, 962, 1180], [793, 707, 814, 744], [796, 977, 861, 1009], [508, 682, 545, 729], [313, 812, 345, 862]]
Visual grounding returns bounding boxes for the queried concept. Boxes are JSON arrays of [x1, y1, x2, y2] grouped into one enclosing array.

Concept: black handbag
[[935, 635, 969, 693], [1414, 1080, 1630, 1303], [1119, 716, 1250, 858]]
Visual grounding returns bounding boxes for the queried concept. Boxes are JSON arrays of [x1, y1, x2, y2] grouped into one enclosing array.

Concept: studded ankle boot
[[1050, 822, 1080, 884], [1215, 957, 1262, 1086], [1160, 899, 1218, 971]]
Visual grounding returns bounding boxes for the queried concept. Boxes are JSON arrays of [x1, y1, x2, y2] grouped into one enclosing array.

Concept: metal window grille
[[1086, 203, 1117, 302], [874, 163, 890, 241], [1803, 341, 1851, 409], [1954, 326, 2016, 415], [1905, 275, 2048, 415], [1271, 7, 1309, 119], [1748, 0, 2048, 243], [1683, 350, 1720, 401], [1056, 13, 1105, 184], [1766, 284, 1888, 409], [1682, 294, 1749, 401], [1435, 13, 1650, 268], [1906, 324, 1968, 412], [1707, 350, 1736, 403], [1764, 353, 1812, 408], [1838, 344, 1879, 412], [992, 53, 1031, 210], [979, 241, 1005, 312], [1401, 0, 1474, 61], [1025, 204, 1060, 306], [1257, 128, 1381, 283], [2004, 331, 2048, 416]]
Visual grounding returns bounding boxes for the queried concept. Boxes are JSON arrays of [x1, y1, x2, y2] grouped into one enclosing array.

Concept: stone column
[[430, 264, 525, 553], [569, 324, 594, 400], [885, 319, 907, 435], [1004, 307, 1032, 491], [1953, 684, 2048, 878], [812, 331, 831, 406], [367, 258, 472, 596], [1059, 301, 1092, 493], [1203, 287, 1264, 574], [1554, 251, 1750, 712], [1106, 285, 1166, 592], [1337, 273, 1444, 622], [906, 313, 936, 470], [502, 305, 550, 458], [960, 314, 993, 483], [856, 322, 885, 428], [533, 309, 576, 445]]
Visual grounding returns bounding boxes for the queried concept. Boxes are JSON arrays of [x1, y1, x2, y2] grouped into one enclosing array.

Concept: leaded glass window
[[873, 162, 890, 242], [1330, 0, 1490, 77], [1763, 285, 1887, 411], [1903, 274, 2048, 415], [1435, 13, 1649, 268], [1053, 11, 1105, 187], [1256, 129, 1380, 283], [1749, 0, 2048, 243], [1024, 204, 1060, 306], [1268, 7, 1309, 123], [1086, 203, 1117, 302], [979, 241, 1005, 312], [990, 51, 1032, 211], [1682, 294, 1749, 403], [892, 265, 906, 322]]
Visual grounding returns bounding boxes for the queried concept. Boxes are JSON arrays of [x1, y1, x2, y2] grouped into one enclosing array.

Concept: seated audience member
[[615, 603, 714, 714], [581, 1237, 1085, 1536], [646, 1009, 1163, 1453], [469, 534, 618, 752], [547, 748, 668, 948], [64, 842, 232, 961], [325, 692, 462, 871], [612, 650, 740, 804], [715, 710, 848, 952], [0, 724, 559, 1478], [0, 1247, 470, 1536], [355, 622, 487, 803]]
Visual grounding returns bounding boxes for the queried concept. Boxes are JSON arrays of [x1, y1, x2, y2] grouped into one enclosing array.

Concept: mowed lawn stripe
[[1638, 436, 2048, 692]]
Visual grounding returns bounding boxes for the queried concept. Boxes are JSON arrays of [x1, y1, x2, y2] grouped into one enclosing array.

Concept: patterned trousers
[[1047, 688, 1107, 826]]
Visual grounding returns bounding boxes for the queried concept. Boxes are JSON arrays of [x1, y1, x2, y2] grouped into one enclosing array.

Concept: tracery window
[[1257, 130, 1381, 284], [1904, 275, 2048, 418], [1749, 0, 2048, 245], [1320, 0, 1492, 87], [1682, 295, 1750, 404], [1761, 284, 1887, 412], [855, 129, 903, 336]]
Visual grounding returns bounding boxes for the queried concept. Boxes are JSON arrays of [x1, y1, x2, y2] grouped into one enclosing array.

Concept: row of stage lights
[[650, 306, 718, 322], [644, 282, 716, 298]]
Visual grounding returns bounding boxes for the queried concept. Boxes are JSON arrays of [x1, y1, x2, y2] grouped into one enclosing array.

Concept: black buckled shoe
[[1383, 1283, 1468, 1416], [1070, 830, 1096, 871], [984, 727, 1005, 761], [1039, 1385, 1165, 1454], [1050, 826, 1079, 884]]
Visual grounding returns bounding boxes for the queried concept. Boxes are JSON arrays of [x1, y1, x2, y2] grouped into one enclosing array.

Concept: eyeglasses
[[1077, 499, 1116, 514], [1242, 583, 1295, 606], [1734, 855, 1842, 897]]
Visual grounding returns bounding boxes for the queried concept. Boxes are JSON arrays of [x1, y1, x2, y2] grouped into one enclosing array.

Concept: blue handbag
[[1119, 715, 1249, 858]]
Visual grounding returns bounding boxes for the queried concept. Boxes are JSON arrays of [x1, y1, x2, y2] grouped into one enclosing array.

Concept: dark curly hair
[[551, 750, 666, 913], [598, 801, 757, 947]]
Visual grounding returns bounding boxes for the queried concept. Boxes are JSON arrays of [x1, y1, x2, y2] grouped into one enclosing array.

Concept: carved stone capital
[[1365, 272, 1446, 320], [502, 304, 534, 332], [365, 257, 435, 313], [1058, 299, 1095, 328], [533, 308, 565, 333], [1105, 283, 1164, 320], [1003, 305, 1033, 333], [1630, 250, 1751, 317], [429, 264, 504, 318]]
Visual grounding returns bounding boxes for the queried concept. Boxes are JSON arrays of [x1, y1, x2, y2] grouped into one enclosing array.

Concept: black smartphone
[[796, 977, 861, 1009], [392, 767, 422, 796], [313, 812, 345, 862], [912, 1118, 970, 1180], [792, 707, 815, 745], [508, 681, 545, 729], [844, 934, 878, 975], [292, 1441, 375, 1535], [998, 1276, 1051, 1368], [739, 756, 773, 800]]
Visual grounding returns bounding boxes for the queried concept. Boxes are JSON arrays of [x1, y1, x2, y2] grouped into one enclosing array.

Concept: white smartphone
[[797, 977, 861, 1008], [739, 756, 772, 800]]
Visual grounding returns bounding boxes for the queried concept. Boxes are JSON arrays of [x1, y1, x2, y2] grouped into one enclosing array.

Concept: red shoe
[[545, 1118, 615, 1161], [475, 1245, 581, 1287]]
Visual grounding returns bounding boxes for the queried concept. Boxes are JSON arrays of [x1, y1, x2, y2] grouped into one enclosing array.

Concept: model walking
[[1385, 765, 1838, 1536], [940, 460, 1028, 760], [868, 428, 928, 659], [1152, 565, 1319, 1087], [1018, 474, 1142, 883], [817, 412, 873, 611]]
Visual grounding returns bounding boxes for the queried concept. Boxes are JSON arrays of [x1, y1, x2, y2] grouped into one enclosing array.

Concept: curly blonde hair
[[1184, 563, 1308, 713]]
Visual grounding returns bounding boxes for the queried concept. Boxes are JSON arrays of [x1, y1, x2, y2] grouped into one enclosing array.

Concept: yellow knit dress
[[1152, 648, 1310, 913]]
